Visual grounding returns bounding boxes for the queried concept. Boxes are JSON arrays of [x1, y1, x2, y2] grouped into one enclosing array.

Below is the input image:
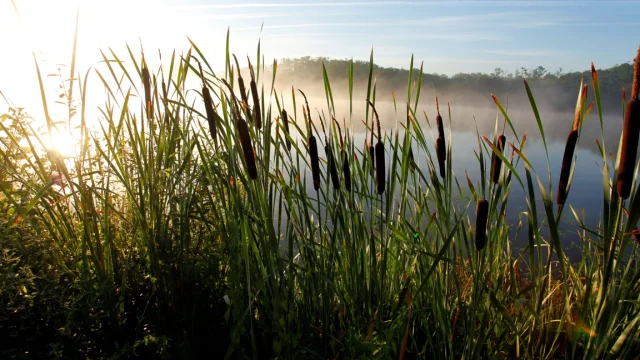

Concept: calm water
[[282, 124, 610, 261]]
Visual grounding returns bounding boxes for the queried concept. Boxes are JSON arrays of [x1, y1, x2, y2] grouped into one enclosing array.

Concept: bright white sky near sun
[[1, 0, 639, 111]]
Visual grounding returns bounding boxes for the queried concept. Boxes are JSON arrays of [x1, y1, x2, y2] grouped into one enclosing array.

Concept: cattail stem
[[616, 46, 640, 199], [475, 199, 489, 250]]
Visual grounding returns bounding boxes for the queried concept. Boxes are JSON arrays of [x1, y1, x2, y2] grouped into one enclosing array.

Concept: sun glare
[[46, 128, 80, 158]]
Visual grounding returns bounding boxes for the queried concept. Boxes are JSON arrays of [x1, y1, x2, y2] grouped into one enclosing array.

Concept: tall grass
[[1, 23, 639, 359]]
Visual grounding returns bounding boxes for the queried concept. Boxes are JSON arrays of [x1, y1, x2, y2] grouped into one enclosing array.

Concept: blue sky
[[1, 0, 639, 80]]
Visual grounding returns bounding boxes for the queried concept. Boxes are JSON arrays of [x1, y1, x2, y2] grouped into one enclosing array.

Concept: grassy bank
[[1, 27, 639, 358]]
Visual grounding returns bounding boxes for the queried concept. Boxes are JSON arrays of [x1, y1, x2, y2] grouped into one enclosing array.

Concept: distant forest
[[264, 56, 633, 115]]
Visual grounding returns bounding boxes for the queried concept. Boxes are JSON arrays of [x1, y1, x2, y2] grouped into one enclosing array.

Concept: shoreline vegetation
[[1, 21, 640, 358]]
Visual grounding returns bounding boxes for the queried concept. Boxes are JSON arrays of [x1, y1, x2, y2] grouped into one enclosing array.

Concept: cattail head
[[436, 137, 446, 179], [435, 96, 445, 140], [247, 57, 262, 129], [141, 53, 152, 117], [334, 119, 350, 192], [282, 109, 291, 151], [343, 150, 351, 192], [475, 199, 489, 250], [623, 88, 627, 103], [237, 117, 257, 180], [233, 55, 249, 110], [408, 145, 416, 172], [632, 46, 640, 101], [557, 130, 578, 205], [616, 47, 640, 199], [368, 100, 385, 193], [573, 84, 588, 132], [326, 143, 340, 189], [375, 141, 385, 195], [309, 135, 321, 191], [196, 59, 217, 141], [491, 134, 506, 184], [202, 87, 217, 141]]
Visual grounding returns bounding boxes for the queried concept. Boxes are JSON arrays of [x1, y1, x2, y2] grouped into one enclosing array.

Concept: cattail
[[283, 109, 291, 150], [407, 145, 416, 172], [343, 150, 351, 192], [309, 135, 321, 191], [237, 118, 257, 180], [557, 130, 578, 205], [491, 134, 506, 184], [556, 81, 588, 204], [368, 100, 385, 194], [194, 59, 218, 141], [247, 57, 262, 129], [436, 137, 446, 179], [233, 55, 249, 110], [202, 87, 217, 141], [326, 144, 340, 189], [142, 55, 152, 116], [335, 119, 351, 192], [475, 199, 489, 250], [299, 89, 321, 191], [369, 116, 376, 172], [435, 96, 445, 140], [376, 141, 385, 195], [616, 46, 640, 199], [435, 97, 446, 179]]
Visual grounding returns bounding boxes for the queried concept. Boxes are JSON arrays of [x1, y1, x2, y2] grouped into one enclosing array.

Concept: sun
[[46, 128, 80, 158]]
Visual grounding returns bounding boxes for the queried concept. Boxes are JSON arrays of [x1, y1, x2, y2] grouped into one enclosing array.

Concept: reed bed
[[1, 27, 640, 359]]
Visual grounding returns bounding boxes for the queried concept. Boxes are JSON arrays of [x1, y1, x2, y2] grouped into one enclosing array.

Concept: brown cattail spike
[[309, 135, 321, 191], [616, 47, 640, 199], [233, 55, 249, 111], [196, 59, 217, 141], [237, 118, 257, 179], [557, 130, 578, 205], [435, 96, 445, 140], [202, 87, 217, 141], [436, 137, 446, 179], [141, 53, 152, 117], [475, 199, 489, 250], [282, 109, 291, 150], [247, 57, 262, 129], [343, 150, 351, 192], [375, 141, 385, 195], [491, 135, 506, 184], [327, 144, 340, 189]]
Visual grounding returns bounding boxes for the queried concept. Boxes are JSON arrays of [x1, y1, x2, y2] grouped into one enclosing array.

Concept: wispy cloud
[[482, 49, 562, 57]]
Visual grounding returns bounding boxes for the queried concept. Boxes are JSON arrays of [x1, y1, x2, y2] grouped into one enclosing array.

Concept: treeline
[[266, 56, 633, 113]]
